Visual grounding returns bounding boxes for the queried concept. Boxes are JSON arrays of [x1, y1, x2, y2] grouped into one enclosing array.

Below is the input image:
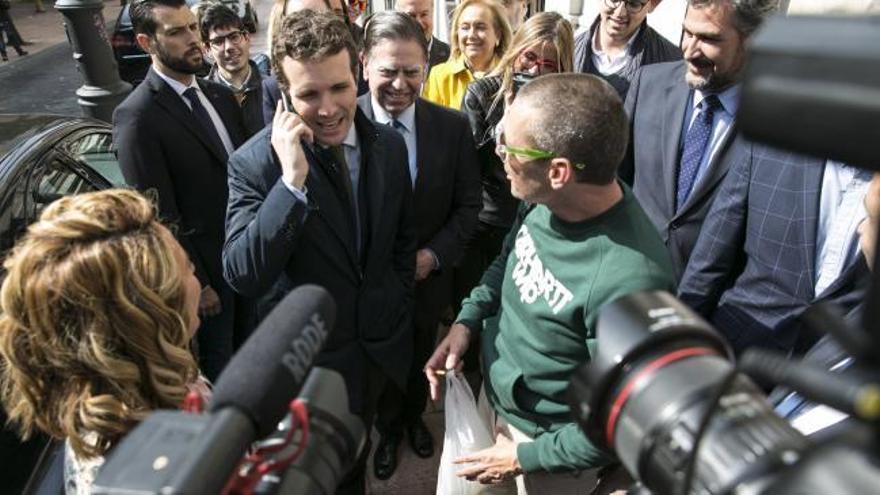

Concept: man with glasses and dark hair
[[113, 0, 247, 382], [620, 0, 777, 281], [356, 11, 481, 481], [574, 0, 680, 99], [425, 73, 673, 494], [201, 3, 265, 137]]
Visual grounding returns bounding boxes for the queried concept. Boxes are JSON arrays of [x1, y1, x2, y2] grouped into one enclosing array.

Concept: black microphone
[[167, 284, 336, 494]]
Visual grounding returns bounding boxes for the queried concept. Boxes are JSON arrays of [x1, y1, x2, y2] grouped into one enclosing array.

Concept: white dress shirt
[[590, 25, 640, 76], [814, 160, 871, 296], [152, 67, 235, 155], [370, 96, 418, 188]]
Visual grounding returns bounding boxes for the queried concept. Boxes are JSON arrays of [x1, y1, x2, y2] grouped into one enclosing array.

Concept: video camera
[[91, 285, 366, 495], [568, 14, 880, 495]]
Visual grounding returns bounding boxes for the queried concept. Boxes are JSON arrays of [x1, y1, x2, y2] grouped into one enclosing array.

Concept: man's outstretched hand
[[424, 323, 472, 401]]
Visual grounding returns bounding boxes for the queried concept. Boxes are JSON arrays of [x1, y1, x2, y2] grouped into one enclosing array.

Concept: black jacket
[[460, 75, 518, 229], [113, 68, 246, 290], [207, 59, 265, 138], [223, 109, 417, 407], [574, 17, 682, 99]]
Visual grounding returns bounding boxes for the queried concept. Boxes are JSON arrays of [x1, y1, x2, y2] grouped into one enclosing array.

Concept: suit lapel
[[673, 127, 740, 219], [662, 70, 690, 219], [358, 111, 385, 271], [304, 145, 361, 272], [199, 79, 241, 148], [413, 100, 431, 197], [148, 70, 228, 165], [802, 156, 826, 292]]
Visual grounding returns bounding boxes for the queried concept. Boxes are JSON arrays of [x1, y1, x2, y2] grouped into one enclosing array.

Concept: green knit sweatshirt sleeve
[[517, 423, 612, 473], [456, 204, 531, 330]]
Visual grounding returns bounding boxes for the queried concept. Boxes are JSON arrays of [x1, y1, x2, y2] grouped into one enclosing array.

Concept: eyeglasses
[[207, 30, 246, 49], [496, 143, 586, 170], [603, 0, 650, 14], [518, 50, 559, 73]]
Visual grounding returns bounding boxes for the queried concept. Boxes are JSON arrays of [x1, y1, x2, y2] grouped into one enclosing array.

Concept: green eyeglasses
[[496, 143, 586, 170]]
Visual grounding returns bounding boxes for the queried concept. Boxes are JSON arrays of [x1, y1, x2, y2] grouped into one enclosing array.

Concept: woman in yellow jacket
[[422, 0, 512, 110]]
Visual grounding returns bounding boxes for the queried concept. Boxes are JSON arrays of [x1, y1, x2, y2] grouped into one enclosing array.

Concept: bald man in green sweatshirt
[[426, 73, 674, 494]]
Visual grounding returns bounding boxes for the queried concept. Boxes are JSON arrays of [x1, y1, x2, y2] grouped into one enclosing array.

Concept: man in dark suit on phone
[[113, 0, 247, 382], [223, 10, 416, 492], [357, 12, 481, 480]]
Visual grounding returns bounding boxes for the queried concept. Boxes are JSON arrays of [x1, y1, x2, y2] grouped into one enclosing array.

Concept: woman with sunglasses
[[422, 0, 512, 110], [453, 12, 574, 317]]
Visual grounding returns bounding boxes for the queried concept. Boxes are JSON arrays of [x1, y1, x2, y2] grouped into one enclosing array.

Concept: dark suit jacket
[[622, 60, 743, 281], [678, 143, 870, 356], [223, 109, 417, 407], [428, 37, 451, 72], [358, 95, 481, 315], [113, 67, 246, 290]]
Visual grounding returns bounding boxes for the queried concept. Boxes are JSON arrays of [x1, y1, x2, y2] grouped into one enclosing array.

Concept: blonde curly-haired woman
[[0, 189, 207, 494]]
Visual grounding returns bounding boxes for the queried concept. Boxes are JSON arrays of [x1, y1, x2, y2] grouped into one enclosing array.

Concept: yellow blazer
[[422, 57, 477, 111]]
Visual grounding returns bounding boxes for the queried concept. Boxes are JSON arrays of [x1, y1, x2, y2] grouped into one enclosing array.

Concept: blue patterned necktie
[[183, 87, 228, 161], [677, 95, 721, 211]]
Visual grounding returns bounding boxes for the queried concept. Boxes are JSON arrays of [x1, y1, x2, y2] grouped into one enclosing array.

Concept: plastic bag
[[436, 372, 495, 495]]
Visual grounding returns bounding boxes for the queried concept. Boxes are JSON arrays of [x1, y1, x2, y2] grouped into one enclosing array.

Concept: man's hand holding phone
[[271, 98, 314, 190]]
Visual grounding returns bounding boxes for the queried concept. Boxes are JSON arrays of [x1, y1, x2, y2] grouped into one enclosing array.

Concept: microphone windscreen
[[209, 284, 335, 437]]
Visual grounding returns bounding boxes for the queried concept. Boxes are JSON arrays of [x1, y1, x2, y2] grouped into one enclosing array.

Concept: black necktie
[[183, 87, 228, 161]]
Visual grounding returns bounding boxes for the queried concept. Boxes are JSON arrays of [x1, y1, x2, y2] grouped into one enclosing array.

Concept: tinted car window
[[61, 131, 125, 187], [29, 155, 101, 220]]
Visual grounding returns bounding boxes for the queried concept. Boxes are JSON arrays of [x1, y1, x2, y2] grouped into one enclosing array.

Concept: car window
[[28, 155, 102, 221], [60, 130, 127, 187]]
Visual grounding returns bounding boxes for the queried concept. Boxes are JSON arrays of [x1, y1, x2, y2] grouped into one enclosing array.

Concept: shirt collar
[[370, 95, 416, 133], [591, 22, 642, 58], [341, 119, 358, 149], [693, 84, 741, 116], [449, 56, 470, 75], [152, 66, 199, 97]]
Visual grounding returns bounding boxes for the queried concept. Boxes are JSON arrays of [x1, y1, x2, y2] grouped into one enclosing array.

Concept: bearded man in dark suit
[[113, 0, 247, 381]]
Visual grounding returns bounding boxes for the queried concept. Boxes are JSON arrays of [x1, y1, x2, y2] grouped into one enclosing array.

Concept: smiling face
[[280, 50, 358, 146], [396, 0, 434, 40], [457, 4, 500, 70], [599, 0, 657, 42], [681, 1, 747, 92], [364, 38, 427, 117], [207, 25, 251, 75], [500, 101, 553, 203], [513, 40, 559, 76], [139, 5, 204, 78]]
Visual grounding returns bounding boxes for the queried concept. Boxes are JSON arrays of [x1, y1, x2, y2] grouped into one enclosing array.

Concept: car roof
[[0, 114, 75, 157]]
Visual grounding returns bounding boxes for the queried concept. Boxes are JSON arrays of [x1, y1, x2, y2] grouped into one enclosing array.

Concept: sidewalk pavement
[[0, 0, 123, 67]]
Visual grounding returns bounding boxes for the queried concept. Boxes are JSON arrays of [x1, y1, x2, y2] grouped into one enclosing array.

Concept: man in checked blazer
[[678, 142, 871, 357]]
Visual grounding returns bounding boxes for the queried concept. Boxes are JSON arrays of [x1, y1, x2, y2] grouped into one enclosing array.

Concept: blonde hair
[[0, 189, 199, 460], [267, 0, 287, 54], [491, 11, 574, 105], [449, 0, 512, 63]]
